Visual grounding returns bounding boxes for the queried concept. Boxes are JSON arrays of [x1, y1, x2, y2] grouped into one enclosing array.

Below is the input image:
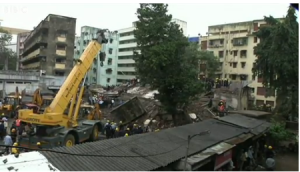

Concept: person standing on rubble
[[3, 132, 13, 154], [104, 122, 112, 139], [111, 122, 117, 138], [0, 120, 4, 140]]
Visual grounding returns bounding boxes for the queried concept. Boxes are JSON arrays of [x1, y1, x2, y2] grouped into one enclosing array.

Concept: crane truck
[[17, 30, 107, 148]]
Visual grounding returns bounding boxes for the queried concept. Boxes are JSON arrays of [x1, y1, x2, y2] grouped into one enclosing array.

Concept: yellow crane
[[17, 30, 107, 148], [0, 86, 21, 117]]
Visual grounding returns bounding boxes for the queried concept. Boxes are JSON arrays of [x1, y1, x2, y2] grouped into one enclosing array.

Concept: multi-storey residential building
[[116, 18, 187, 84], [200, 19, 282, 107], [74, 26, 118, 86], [16, 32, 30, 71], [21, 14, 76, 76]]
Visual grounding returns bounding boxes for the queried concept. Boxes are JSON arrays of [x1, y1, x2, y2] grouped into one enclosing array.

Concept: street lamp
[[184, 130, 210, 171]]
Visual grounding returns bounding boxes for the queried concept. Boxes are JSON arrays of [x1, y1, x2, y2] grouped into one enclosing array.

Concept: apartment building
[[74, 26, 119, 86], [21, 14, 76, 76], [200, 19, 281, 107], [16, 32, 30, 71], [117, 18, 187, 84]]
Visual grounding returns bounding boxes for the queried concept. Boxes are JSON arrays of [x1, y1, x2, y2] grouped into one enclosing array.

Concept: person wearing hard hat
[[10, 128, 17, 143], [11, 142, 19, 155], [124, 133, 129, 137], [266, 145, 275, 158], [111, 122, 117, 138], [137, 126, 143, 134], [37, 142, 42, 149], [132, 124, 138, 135], [104, 121, 112, 139], [125, 127, 130, 136]]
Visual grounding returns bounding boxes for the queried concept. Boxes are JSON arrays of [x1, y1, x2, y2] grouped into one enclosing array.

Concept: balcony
[[22, 62, 41, 70], [23, 36, 48, 54], [117, 67, 135, 72], [119, 42, 137, 49], [57, 36, 67, 42], [117, 59, 135, 64], [118, 51, 134, 56], [228, 68, 238, 74], [232, 38, 248, 46], [54, 63, 66, 70], [56, 49, 66, 56], [21, 49, 43, 62], [117, 75, 136, 80], [119, 35, 135, 41], [208, 44, 224, 48]]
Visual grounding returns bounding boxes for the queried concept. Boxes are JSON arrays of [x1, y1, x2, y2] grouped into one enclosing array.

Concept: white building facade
[[116, 18, 187, 84]]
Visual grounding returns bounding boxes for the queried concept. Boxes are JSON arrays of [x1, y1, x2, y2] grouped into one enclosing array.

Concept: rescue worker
[[105, 122, 112, 139], [11, 142, 20, 157], [137, 126, 143, 134], [132, 124, 138, 135], [111, 122, 117, 138], [266, 146, 275, 158], [124, 133, 129, 137], [10, 128, 17, 143], [265, 156, 276, 171], [4, 132, 13, 154], [125, 128, 130, 136], [218, 100, 226, 117], [37, 142, 42, 149], [115, 128, 120, 137], [119, 121, 124, 130], [118, 128, 125, 137], [0, 120, 4, 140]]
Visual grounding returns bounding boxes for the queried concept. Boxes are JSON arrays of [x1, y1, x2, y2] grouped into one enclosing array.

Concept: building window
[[231, 74, 237, 80], [57, 31, 67, 38], [233, 50, 238, 56], [107, 78, 111, 83], [109, 48, 113, 54], [241, 62, 246, 68], [107, 58, 112, 65], [232, 62, 237, 68], [254, 37, 258, 43], [256, 87, 266, 96], [106, 68, 112, 74], [266, 101, 275, 107], [256, 100, 264, 106], [110, 39, 113, 44], [240, 50, 247, 58], [56, 45, 66, 50], [218, 51, 224, 58]]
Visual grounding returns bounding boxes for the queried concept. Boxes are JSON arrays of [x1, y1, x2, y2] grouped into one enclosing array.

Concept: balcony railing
[[22, 62, 41, 70], [57, 37, 66, 42], [208, 44, 224, 48], [56, 49, 66, 56], [54, 63, 66, 69]]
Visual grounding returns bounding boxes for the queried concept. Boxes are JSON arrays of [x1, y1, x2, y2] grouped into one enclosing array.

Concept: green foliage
[[252, 6, 298, 118], [0, 27, 17, 70], [134, 4, 218, 124], [269, 119, 293, 142]]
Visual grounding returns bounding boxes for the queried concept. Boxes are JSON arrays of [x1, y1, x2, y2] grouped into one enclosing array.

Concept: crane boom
[[18, 30, 107, 126], [45, 41, 101, 114]]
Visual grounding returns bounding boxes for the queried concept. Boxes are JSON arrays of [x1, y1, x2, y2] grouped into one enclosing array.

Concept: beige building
[[200, 19, 281, 107]]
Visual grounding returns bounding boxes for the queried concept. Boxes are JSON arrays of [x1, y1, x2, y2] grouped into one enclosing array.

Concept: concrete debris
[[142, 90, 159, 99]]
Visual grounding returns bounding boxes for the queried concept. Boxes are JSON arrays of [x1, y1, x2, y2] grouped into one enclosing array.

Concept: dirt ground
[[275, 153, 299, 171]]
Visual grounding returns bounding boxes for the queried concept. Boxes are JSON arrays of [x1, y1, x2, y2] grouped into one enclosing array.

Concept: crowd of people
[[103, 120, 148, 139]]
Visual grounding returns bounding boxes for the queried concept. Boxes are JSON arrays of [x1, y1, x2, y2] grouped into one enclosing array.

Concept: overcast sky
[[0, 3, 292, 38]]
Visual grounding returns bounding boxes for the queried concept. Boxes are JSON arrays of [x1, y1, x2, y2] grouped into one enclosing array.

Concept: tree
[[134, 4, 218, 125], [252, 6, 298, 120], [0, 27, 17, 70]]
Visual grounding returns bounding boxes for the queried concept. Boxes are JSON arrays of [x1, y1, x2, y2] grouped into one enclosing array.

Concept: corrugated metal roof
[[218, 114, 270, 135], [40, 119, 247, 171]]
